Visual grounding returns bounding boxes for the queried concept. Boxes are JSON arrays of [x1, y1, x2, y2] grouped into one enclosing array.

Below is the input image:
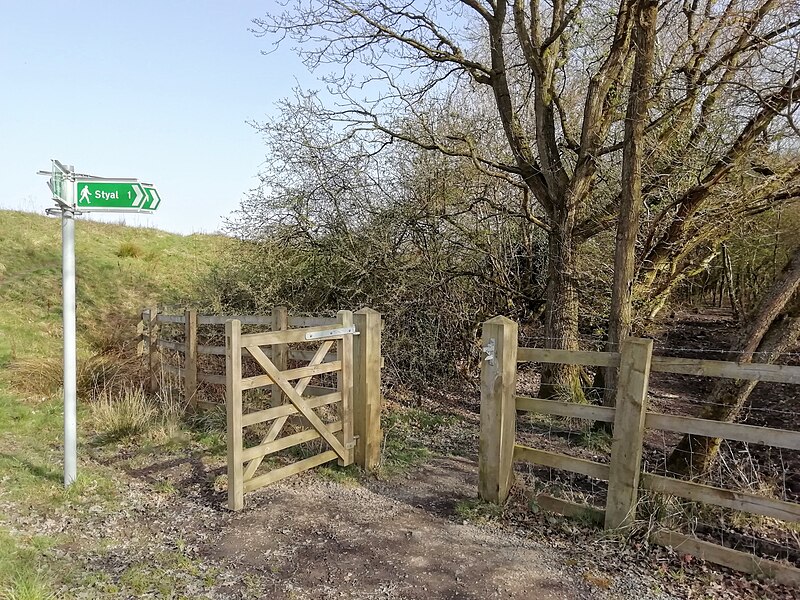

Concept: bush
[[204, 219, 548, 388]]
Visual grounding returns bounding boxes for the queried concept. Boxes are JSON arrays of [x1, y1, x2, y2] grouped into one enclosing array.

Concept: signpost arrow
[[142, 185, 161, 210], [131, 185, 144, 208], [74, 180, 161, 212]]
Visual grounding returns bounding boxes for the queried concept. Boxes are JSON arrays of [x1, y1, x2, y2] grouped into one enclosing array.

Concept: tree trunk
[[666, 309, 800, 476], [540, 209, 585, 401], [643, 250, 718, 319], [722, 244, 741, 320], [604, 0, 659, 408], [666, 245, 800, 476]]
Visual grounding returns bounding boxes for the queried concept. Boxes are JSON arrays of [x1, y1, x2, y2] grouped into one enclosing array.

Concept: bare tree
[[604, 0, 659, 406], [254, 0, 800, 397], [226, 96, 551, 378]]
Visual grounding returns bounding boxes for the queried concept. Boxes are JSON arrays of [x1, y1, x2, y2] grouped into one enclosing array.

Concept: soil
[[214, 458, 596, 600], [60, 444, 678, 600]]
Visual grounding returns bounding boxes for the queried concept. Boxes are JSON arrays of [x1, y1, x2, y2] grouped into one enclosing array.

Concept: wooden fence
[[478, 316, 800, 586], [138, 306, 383, 476]]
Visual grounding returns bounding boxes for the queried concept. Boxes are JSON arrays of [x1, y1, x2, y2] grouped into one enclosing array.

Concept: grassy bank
[[0, 210, 226, 369], [0, 209, 228, 598]]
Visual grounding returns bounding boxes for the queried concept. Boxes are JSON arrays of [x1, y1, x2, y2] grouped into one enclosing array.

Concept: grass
[[317, 464, 361, 485], [0, 389, 120, 514], [186, 405, 227, 455], [376, 407, 455, 478], [0, 530, 58, 600], [0, 210, 228, 596], [579, 429, 613, 453], [0, 209, 226, 373]]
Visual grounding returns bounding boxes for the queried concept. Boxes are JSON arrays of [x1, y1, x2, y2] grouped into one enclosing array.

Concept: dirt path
[[216, 458, 596, 600], [96, 451, 674, 600]]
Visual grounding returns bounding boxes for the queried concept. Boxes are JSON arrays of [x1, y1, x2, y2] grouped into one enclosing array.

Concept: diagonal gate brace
[[245, 345, 347, 461], [242, 341, 334, 479]]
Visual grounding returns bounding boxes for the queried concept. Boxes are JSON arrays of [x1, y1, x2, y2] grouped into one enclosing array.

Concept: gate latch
[[305, 325, 357, 341]]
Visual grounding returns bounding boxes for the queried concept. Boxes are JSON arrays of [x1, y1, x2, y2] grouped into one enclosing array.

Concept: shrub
[[204, 223, 549, 387]]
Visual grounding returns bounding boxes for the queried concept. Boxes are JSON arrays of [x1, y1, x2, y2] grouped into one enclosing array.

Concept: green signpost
[[75, 180, 161, 212], [38, 160, 163, 488], [49, 163, 67, 203]]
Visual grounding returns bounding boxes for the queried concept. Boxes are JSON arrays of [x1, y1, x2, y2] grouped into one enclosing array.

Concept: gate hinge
[[305, 325, 357, 340]]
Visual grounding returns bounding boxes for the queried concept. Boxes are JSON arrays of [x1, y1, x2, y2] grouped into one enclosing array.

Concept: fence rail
[[138, 307, 342, 405], [517, 345, 800, 384], [479, 316, 800, 586], [153, 311, 339, 328]]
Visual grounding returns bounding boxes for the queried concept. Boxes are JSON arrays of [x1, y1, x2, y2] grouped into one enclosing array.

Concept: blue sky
[[0, 1, 308, 234]]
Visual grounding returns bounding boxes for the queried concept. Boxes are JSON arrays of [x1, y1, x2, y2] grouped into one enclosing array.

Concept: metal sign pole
[[39, 159, 162, 488], [62, 170, 77, 487]]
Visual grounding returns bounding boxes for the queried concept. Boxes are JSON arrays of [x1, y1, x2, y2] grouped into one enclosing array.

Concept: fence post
[[605, 337, 653, 530], [184, 308, 198, 409], [353, 308, 382, 472], [271, 306, 288, 408], [226, 319, 244, 511], [148, 305, 159, 394], [478, 315, 518, 505], [337, 310, 355, 466], [136, 311, 146, 357]]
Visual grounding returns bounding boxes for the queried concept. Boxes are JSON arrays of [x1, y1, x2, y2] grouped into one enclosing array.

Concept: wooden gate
[[225, 310, 378, 510]]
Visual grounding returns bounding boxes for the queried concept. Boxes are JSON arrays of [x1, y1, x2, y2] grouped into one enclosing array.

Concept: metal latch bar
[[305, 325, 357, 340]]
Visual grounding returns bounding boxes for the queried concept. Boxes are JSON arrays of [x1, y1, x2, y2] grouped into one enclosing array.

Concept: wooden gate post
[[184, 308, 198, 409], [226, 319, 244, 511], [136, 311, 146, 357], [478, 316, 518, 505], [148, 305, 159, 394], [353, 308, 382, 472], [271, 306, 288, 408], [337, 310, 355, 467], [605, 337, 653, 530]]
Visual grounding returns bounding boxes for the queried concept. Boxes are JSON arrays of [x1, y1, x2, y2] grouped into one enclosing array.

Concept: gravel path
[[2, 445, 688, 599]]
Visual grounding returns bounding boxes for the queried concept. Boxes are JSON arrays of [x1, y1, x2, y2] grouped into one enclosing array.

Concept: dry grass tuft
[[89, 386, 156, 442], [115, 242, 144, 258], [82, 310, 143, 355], [145, 385, 187, 443], [9, 354, 146, 399], [8, 357, 65, 398]]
